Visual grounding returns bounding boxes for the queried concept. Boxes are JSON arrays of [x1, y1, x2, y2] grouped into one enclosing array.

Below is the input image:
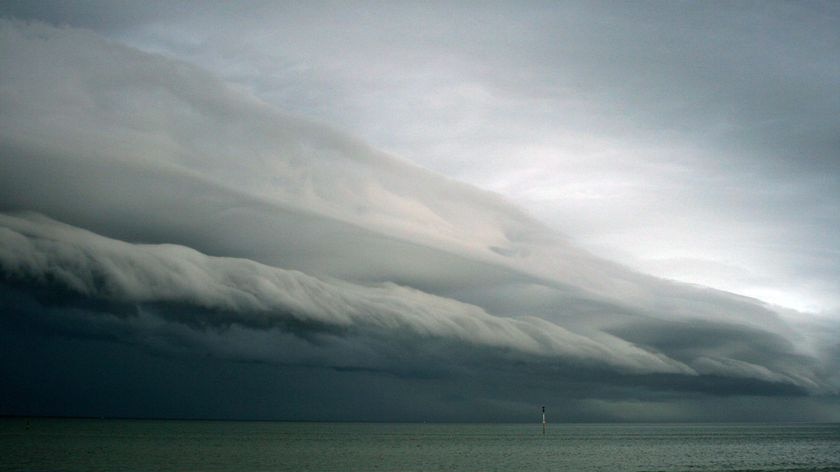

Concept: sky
[[1, 1, 839, 422]]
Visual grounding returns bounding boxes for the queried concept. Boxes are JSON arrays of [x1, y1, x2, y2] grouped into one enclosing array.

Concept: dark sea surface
[[1, 419, 838, 472]]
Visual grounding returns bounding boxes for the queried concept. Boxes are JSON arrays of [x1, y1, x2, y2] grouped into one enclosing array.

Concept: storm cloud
[[1, 17, 839, 421]]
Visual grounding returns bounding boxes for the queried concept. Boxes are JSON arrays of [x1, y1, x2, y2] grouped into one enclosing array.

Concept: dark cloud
[[1, 18, 838, 421], [0, 0, 195, 32], [0, 213, 695, 375]]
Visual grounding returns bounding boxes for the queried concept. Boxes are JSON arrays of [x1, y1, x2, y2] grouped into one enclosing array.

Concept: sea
[[1, 419, 838, 472]]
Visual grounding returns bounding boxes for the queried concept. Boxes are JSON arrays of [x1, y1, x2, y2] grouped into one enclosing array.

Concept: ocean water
[[1, 419, 838, 472]]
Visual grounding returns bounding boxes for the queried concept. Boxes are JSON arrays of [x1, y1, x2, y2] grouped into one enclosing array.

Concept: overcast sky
[[1, 2, 839, 422]]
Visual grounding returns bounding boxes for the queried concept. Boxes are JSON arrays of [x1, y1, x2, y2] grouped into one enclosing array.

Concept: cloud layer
[[53, 0, 836, 313], [1, 19, 838, 421]]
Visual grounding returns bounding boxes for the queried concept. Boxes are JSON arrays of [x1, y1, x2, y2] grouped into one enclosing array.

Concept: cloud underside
[[1, 213, 831, 403], [1, 20, 838, 420]]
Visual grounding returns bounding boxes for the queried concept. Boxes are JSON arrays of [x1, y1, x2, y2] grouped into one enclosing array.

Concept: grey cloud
[[63, 0, 839, 313], [606, 318, 823, 389], [0, 212, 694, 376], [4, 4, 838, 312], [1, 19, 838, 421]]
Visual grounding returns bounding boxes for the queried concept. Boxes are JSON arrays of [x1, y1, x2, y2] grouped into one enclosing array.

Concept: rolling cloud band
[[1, 19, 838, 421]]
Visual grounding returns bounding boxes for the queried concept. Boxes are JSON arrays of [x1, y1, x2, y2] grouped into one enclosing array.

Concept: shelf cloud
[[1, 19, 838, 421]]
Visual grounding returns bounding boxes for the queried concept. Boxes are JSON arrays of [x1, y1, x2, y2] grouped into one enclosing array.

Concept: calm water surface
[[1, 419, 838, 471]]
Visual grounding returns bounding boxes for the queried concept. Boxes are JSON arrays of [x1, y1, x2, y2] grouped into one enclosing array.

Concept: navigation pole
[[542, 406, 546, 435]]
